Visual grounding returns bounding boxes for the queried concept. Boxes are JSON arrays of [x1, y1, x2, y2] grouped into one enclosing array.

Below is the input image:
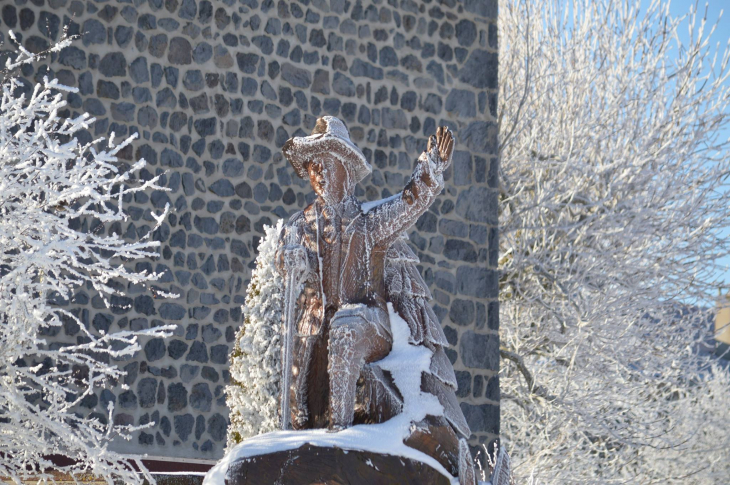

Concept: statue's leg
[[328, 306, 392, 430]]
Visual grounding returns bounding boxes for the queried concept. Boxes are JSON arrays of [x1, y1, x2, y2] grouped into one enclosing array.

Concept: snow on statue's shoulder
[[204, 304, 455, 485], [361, 193, 400, 214]]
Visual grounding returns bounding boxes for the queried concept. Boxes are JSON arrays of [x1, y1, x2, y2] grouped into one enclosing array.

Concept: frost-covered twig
[[0, 29, 77, 82]]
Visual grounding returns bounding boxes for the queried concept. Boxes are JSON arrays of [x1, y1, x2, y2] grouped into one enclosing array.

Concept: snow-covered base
[[203, 427, 457, 485], [206, 304, 457, 485]]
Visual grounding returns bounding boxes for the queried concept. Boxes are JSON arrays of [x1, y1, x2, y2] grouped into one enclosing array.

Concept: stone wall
[[1, 0, 499, 460]]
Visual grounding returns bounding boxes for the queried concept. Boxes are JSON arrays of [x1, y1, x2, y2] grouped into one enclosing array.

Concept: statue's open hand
[[427, 126, 454, 173]]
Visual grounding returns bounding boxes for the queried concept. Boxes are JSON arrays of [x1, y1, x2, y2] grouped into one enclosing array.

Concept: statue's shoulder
[[285, 210, 305, 227], [344, 196, 363, 218], [284, 203, 315, 228], [281, 204, 319, 244]]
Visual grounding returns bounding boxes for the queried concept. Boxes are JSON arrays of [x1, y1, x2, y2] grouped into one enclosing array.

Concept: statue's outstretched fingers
[[445, 136, 454, 161], [428, 134, 437, 153], [438, 126, 449, 144], [438, 130, 454, 164]]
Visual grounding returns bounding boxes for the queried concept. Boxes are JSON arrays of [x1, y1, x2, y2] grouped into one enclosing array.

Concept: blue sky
[[668, 1, 730, 286]]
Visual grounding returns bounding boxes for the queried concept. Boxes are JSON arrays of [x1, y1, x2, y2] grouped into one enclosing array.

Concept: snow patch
[[365, 458, 380, 471], [361, 194, 400, 214]]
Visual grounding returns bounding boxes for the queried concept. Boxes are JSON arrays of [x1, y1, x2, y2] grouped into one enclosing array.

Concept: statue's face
[[306, 160, 326, 198], [306, 156, 350, 204]]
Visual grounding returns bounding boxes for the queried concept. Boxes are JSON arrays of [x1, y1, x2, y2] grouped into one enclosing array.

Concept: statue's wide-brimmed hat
[[282, 116, 372, 183]]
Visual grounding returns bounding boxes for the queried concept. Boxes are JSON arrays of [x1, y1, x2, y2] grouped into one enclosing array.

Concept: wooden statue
[[273, 116, 477, 484]]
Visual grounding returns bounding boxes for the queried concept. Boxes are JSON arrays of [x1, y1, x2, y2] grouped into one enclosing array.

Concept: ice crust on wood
[[490, 446, 512, 485], [386, 237, 463, 428], [208, 305, 459, 485], [282, 116, 372, 185], [386, 237, 450, 347], [356, 363, 403, 423], [225, 228, 468, 443], [361, 193, 400, 214]]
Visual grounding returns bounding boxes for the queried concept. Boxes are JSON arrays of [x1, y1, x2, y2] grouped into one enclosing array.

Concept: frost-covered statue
[[275, 116, 476, 482]]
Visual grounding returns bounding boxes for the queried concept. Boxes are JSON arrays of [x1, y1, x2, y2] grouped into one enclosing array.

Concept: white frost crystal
[[226, 219, 284, 447]]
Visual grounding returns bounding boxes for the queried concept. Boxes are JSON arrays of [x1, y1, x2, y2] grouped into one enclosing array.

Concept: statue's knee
[[330, 316, 362, 343]]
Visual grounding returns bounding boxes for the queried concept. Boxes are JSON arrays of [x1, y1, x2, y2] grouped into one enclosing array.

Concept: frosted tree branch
[[0, 40, 173, 484], [499, 0, 730, 482]]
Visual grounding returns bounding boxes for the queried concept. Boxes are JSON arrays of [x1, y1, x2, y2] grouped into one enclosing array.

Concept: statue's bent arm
[[365, 130, 453, 246]]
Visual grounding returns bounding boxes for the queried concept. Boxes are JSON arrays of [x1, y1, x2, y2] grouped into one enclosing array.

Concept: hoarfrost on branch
[[227, 220, 284, 446], [0, 34, 172, 484], [499, 1, 730, 482]]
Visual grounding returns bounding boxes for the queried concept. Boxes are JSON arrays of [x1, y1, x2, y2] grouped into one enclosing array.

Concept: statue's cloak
[[384, 235, 471, 439]]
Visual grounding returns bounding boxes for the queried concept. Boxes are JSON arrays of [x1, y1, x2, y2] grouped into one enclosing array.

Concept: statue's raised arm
[[364, 126, 454, 246]]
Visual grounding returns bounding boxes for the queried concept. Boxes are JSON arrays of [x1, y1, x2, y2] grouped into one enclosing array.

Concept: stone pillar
[[0, 0, 499, 459]]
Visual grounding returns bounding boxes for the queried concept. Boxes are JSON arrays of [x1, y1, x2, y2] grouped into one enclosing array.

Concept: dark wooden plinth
[[225, 444, 452, 485]]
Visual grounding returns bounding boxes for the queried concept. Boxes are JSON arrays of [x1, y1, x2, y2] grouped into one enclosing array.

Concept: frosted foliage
[[0, 34, 171, 484], [500, 1, 730, 482], [227, 220, 284, 447]]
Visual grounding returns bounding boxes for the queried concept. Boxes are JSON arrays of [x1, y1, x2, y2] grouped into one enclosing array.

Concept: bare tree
[[499, 0, 730, 482], [0, 33, 172, 484]]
